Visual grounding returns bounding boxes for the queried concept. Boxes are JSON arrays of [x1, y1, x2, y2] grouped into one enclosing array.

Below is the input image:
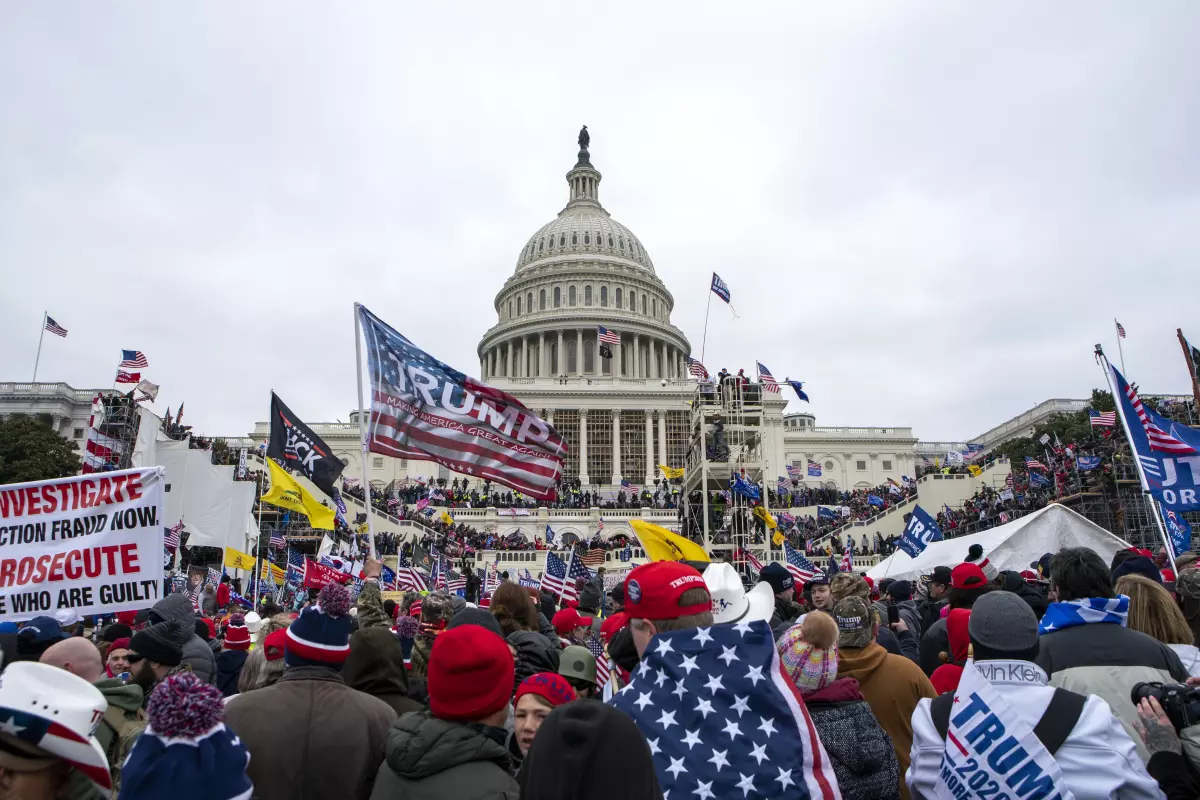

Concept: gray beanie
[[967, 591, 1038, 652]]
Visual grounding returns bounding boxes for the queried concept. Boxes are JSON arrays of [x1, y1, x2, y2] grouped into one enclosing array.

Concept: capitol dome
[[478, 129, 690, 389]]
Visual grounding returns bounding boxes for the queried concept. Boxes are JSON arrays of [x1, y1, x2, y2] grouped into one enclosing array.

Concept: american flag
[[1024, 456, 1047, 471], [621, 479, 639, 494], [840, 542, 853, 572], [269, 531, 285, 550], [44, 315, 68, 337], [783, 541, 819, 585], [1005, 472, 1015, 488], [286, 549, 306, 584], [1089, 409, 1117, 428], [735, 547, 764, 573], [541, 551, 591, 601], [358, 306, 566, 501], [785, 464, 803, 480], [687, 358, 710, 380], [580, 549, 607, 568], [756, 362, 781, 393], [396, 555, 429, 592], [586, 635, 611, 689], [163, 521, 182, 551], [1121, 373, 1198, 455], [597, 325, 621, 346], [446, 571, 467, 593], [1116, 320, 1126, 339], [610, 622, 839, 799], [118, 349, 149, 369]]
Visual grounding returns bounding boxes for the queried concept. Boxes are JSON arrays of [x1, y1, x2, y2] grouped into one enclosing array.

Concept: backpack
[[930, 687, 1085, 755], [102, 704, 148, 791]]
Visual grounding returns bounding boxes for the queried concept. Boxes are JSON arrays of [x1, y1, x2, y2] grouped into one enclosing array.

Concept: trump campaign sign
[[0, 467, 165, 620]]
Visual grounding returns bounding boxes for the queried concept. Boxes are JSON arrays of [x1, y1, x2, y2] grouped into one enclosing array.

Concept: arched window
[[651, 298, 656, 317], [615, 287, 623, 309], [619, 237, 625, 250], [517, 296, 522, 315], [569, 286, 577, 306], [600, 286, 608, 307], [584, 285, 592, 306], [642, 294, 647, 314], [584, 232, 590, 245], [508, 301, 513, 319], [554, 287, 561, 308], [608, 235, 614, 247], [539, 289, 546, 310], [527, 292, 533, 313], [571, 232, 578, 245], [560, 234, 566, 247], [538, 239, 544, 252]]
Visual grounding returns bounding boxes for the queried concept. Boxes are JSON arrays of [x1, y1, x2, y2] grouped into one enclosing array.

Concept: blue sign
[[1077, 455, 1102, 471], [1111, 363, 1200, 511], [817, 505, 838, 520], [898, 504, 943, 559], [867, 494, 884, 507]]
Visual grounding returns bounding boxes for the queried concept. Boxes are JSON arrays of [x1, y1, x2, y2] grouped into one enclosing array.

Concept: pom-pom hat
[[0, 662, 111, 789], [623, 561, 709, 621], [120, 673, 252, 800], [778, 612, 839, 693], [223, 615, 251, 651], [285, 583, 353, 667]]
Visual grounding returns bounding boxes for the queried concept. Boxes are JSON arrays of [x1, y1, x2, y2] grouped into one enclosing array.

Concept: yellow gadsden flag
[[224, 547, 256, 571], [630, 519, 709, 563], [658, 464, 685, 480], [967, 464, 983, 477], [751, 505, 777, 530], [260, 458, 336, 530]]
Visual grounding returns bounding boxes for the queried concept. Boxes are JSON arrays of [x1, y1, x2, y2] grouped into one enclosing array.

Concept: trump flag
[[357, 305, 566, 501]]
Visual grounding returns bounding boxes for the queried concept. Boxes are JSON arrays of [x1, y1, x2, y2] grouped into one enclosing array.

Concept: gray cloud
[[1, 2, 1197, 442]]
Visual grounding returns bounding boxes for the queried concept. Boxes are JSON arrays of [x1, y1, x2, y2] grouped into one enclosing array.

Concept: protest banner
[[0, 467, 165, 620]]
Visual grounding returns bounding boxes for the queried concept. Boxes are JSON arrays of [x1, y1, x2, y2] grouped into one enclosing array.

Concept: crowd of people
[[9, 536, 1200, 798]]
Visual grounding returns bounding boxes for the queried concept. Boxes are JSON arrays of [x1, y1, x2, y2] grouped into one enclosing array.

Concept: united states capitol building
[[1, 132, 1093, 501]]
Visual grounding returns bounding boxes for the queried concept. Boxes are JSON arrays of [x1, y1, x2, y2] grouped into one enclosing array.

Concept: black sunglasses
[[125, 653, 146, 664]]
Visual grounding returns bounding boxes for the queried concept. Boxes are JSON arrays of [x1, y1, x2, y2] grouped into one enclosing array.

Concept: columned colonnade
[[480, 330, 684, 381], [540, 407, 672, 486]]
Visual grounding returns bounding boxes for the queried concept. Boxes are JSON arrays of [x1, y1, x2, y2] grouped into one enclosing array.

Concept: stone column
[[632, 334, 640, 378], [644, 411, 654, 484], [578, 409, 590, 484], [658, 408, 668, 471], [611, 410, 622, 485], [505, 341, 512, 377], [575, 330, 583, 377], [556, 330, 564, 375], [480, 356, 487, 379], [667, 346, 675, 379], [539, 332, 546, 377], [615, 333, 624, 377], [650, 340, 659, 380]]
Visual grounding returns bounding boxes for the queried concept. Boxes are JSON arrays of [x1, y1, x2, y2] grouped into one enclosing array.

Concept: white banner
[[237, 448, 247, 479], [0, 467, 166, 621]]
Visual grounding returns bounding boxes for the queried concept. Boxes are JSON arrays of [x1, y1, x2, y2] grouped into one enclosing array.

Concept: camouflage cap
[[1176, 567, 1200, 600], [829, 573, 870, 604], [420, 591, 455, 624], [832, 596, 875, 649]]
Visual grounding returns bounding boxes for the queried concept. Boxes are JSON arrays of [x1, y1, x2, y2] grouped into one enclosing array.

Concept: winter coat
[[998, 571, 1048, 618], [908, 660, 1162, 799], [93, 677, 145, 793], [225, 665, 397, 800], [343, 627, 424, 717], [369, 711, 519, 800], [890, 599, 923, 643], [916, 598, 946, 634], [1036, 620, 1191, 764], [917, 616, 949, 677], [768, 595, 803, 631], [150, 593, 217, 684], [215, 649, 248, 697], [216, 582, 231, 609], [577, 577, 604, 614], [508, 630, 559, 696], [837, 642, 936, 800], [1169, 643, 1200, 677], [802, 678, 899, 800], [536, 613, 561, 649]]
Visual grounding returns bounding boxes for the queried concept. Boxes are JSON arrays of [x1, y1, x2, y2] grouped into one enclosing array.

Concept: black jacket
[[343, 627, 424, 717], [917, 598, 946, 634], [768, 596, 803, 631], [370, 711, 518, 800], [998, 571, 1048, 618], [508, 631, 559, 697], [214, 649, 247, 697]]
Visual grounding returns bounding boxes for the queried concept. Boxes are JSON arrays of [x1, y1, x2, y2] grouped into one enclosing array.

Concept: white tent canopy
[[866, 504, 1131, 585]]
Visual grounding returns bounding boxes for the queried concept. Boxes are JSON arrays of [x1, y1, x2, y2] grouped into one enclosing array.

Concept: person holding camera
[[908, 591, 1161, 798], [1134, 693, 1200, 800]]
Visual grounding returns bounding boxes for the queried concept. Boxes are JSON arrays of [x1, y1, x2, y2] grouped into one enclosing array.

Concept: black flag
[[266, 393, 345, 498], [599, 343, 612, 360]]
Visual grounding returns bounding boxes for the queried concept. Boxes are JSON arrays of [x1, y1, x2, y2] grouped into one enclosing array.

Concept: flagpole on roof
[[1095, 346, 1176, 571], [32, 311, 46, 382], [1178, 329, 1200, 410], [353, 303, 378, 561], [1114, 318, 1127, 375]]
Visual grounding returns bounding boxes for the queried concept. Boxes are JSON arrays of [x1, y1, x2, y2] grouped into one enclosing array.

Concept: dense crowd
[[9, 537, 1200, 799]]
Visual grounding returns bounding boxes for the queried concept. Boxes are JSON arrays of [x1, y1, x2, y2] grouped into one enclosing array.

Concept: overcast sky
[[3, 3, 1198, 443]]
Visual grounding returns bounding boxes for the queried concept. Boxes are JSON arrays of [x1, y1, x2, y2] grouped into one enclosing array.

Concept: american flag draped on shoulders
[[609, 621, 839, 798], [356, 304, 566, 501]]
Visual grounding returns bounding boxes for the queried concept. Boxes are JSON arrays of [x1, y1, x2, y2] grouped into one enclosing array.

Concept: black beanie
[[445, 607, 504, 639], [518, 700, 663, 800], [100, 623, 133, 643], [130, 620, 186, 667], [966, 544, 984, 562], [607, 626, 639, 675]]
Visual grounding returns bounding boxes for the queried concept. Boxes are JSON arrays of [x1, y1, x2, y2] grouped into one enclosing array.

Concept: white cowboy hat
[[703, 562, 775, 625], [0, 661, 111, 789]]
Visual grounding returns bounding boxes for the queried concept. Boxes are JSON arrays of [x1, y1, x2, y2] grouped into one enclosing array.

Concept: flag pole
[[353, 303, 378, 560], [700, 288, 712, 366], [1114, 319, 1126, 375], [253, 405, 269, 612], [32, 311, 46, 382], [1097, 348, 1175, 571], [1179, 329, 1200, 410]]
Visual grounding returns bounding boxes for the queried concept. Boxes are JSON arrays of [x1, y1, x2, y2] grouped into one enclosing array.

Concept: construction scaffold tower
[[83, 390, 143, 473], [682, 379, 772, 582]]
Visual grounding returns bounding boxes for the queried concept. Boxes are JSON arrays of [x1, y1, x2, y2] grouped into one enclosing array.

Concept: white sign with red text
[[0, 467, 165, 620]]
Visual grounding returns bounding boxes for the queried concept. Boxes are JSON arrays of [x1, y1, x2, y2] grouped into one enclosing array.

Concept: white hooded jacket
[[907, 660, 1163, 799]]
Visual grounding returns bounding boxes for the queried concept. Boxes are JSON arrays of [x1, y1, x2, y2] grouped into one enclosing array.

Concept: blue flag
[[1165, 509, 1193, 559], [710, 272, 731, 303], [731, 473, 761, 501], [544, 525, 555, 545], [898, 505, 943, 559], [1029, 471, 1051, 488], [609, 622, 837, 798], [867, 494, 884, 508], [817, 505, 838, 520], [827, 551, 839, 574], [1077, 455, 1102, 471], [1109, 362, 1200, 511], [807, 462, 821, 477], [786, 380, 810, 403]]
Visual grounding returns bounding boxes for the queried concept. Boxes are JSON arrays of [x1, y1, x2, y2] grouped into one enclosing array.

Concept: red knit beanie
[[426, 625, 514, 723], [515, 672, 576, 708]]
